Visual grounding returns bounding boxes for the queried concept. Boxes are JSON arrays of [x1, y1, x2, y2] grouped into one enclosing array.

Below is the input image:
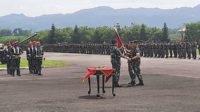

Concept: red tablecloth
[[83, 67, 114, 82]]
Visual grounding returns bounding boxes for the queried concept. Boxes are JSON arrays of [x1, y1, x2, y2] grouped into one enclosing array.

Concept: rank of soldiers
[[2, 40, 44, 76], [44, 41, 200, 60]]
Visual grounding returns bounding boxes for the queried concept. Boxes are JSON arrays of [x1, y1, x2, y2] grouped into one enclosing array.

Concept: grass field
[[0, 59, 71, 68], [0, 36, 26, 43]]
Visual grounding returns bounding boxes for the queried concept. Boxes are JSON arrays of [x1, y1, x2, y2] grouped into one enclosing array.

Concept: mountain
[[0, 5, 200, 31]]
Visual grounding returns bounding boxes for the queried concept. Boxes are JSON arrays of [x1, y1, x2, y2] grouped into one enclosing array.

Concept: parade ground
[[0, 52, 200, 112]]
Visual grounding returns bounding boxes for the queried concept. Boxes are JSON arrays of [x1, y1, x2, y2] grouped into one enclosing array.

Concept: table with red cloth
[[83, 67, 115, 97]]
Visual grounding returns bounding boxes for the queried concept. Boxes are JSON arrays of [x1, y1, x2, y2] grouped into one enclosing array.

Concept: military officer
[[128, 41, 144, 86], [110, 40, 129, 87]]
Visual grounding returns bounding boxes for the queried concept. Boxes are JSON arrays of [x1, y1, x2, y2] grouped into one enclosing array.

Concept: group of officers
[[110, 40, 144, 87], [2, 40, 44, 76]]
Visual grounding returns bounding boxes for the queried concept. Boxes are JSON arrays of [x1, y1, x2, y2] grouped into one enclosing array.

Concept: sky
[[0, 0, 200, 17]]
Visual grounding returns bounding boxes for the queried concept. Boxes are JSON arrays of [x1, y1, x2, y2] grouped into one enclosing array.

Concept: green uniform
[[110, 45, 121, 85], [128, 47, 143, 85]]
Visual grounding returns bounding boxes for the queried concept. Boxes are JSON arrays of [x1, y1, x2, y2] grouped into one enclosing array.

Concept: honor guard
[[26, 41, 34, 74], [33, 41, 44, 75], [5, 42, 12, 75], [10, 41, 23, 76]]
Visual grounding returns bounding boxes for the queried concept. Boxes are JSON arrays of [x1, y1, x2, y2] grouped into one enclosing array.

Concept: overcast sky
[[1, 0, 200, 17]]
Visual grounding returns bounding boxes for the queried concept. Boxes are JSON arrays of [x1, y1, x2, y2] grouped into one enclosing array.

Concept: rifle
[[19, 33, 38, 45]]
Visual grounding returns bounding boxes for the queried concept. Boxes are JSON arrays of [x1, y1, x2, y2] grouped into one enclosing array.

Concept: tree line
[[38, 23, 169, 44], [0, 28, 31, 37], [1, 21, 200, 44], [185, 21, 200, 42]]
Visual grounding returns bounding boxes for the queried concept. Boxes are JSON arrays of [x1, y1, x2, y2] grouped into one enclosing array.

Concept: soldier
[[173, 43, 178, 58], [110, 40, 129, 87], [169, 43, 173, 58], [34, 41, 44, 75], [10, 41, 23, 76], [191, 42, 197, 59], [5, 42, 12, 75], [186, 42, 191, 59], [26, 41, 34, 74], [127, 41, 144, 86]]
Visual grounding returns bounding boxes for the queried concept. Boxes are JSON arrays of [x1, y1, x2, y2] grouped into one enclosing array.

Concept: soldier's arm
[[132, 48, 141, 60]]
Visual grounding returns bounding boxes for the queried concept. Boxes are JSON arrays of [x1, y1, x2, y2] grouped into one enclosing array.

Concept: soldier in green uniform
[[128, 41, 144, 86], [110, 40, 129, 87]]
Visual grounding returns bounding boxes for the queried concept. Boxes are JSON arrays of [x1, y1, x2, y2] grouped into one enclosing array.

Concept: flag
[[115, 36, 123, 48]]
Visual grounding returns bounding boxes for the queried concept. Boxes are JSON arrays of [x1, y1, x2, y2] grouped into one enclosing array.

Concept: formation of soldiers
[[2, 40, 44, 76], [44, 42, 200, 60], [26, 41, 44, 75], [4, 41, 23, 76], [139, 42, 199, 59], [44, 43, 111, 55]]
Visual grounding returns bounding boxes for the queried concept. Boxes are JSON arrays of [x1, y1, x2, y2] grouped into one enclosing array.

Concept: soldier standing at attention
[[35, 41, 44, 75], [128, 41, 144, 86], [26, 41, 34, 74], [110, 40, 129, 87], [5, 42, 12, 75], [10, 41, 23, 76]]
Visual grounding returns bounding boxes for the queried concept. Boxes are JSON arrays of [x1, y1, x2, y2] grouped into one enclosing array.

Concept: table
[[83, 67, 115, 97]]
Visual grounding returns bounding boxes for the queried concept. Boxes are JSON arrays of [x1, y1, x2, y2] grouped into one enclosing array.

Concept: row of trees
[[0, 28, 31, 37], [185, 22, 200, 42], [40, 23, 169, 44]]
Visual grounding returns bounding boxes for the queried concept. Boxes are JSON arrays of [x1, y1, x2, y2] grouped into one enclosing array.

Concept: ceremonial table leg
[[88, 77, 91, 95], [96, 74, 100, 97], [102, 75, 105, 93], [112, 75, 116, 96]]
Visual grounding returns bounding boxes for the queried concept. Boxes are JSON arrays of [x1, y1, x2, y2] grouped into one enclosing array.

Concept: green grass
[[0, 59, 71, 68], [0, 36, 26, 43]]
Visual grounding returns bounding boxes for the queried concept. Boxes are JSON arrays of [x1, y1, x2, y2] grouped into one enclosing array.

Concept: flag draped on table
[[83, 67, 114, 82]]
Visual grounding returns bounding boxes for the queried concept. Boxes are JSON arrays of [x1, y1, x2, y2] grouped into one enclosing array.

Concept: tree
[[71, 25, 81, 43], [47, 24, 56, 44], [0, 29, 12, 37], [140, 24, 147, 41], [185, 22, 200, 42], [162, 22, 169, 42], [13, 28, 23, 36]]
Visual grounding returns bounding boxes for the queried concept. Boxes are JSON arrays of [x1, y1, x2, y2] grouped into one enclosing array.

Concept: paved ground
[[0, 53, 200, 112]]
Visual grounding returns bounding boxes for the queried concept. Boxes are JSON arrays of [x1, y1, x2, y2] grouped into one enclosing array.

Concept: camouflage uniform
[[110, 45, 121, 86], [128, 47, 143, 85]]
